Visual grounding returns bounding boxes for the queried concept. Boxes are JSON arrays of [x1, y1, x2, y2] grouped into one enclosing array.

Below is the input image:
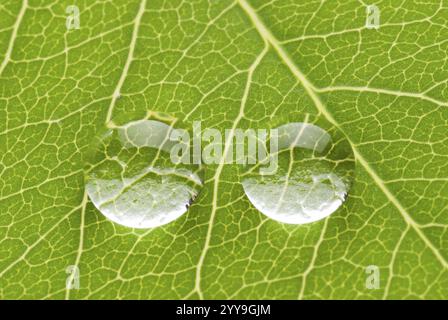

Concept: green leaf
[[1, 0, 447, 299]]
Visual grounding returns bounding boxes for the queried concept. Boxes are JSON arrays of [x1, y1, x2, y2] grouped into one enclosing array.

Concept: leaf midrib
[[0, 0, 28, 76]]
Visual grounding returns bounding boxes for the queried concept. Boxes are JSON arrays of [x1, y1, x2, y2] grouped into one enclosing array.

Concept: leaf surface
[[0, 0, 447, 299]]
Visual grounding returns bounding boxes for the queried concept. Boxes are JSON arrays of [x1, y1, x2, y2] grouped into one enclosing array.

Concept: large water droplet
[[242, 116, 355, 225], [84, 115, 203, 229]]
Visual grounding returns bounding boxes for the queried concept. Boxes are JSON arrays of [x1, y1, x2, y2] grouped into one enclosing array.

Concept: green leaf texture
[[0, 0, 447, 299]]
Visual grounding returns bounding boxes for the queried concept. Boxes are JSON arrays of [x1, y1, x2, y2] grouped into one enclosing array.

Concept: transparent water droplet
[[84, 115, 203, 229], [242, 116, 355, 225]]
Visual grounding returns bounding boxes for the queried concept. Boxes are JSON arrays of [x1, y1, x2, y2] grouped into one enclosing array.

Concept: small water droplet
[[242, 116, 355, 225], [84, 115, 203, 229]]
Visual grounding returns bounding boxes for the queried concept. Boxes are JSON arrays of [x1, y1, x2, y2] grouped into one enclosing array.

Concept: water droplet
[[242, 116, 355, 225], [84, 115, 203, 229]]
